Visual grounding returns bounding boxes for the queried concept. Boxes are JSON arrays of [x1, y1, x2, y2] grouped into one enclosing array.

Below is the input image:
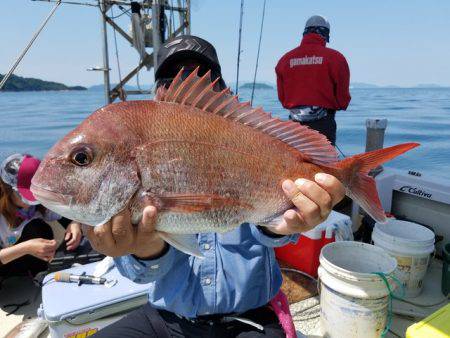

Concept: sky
[[1, 0, 450, 87]]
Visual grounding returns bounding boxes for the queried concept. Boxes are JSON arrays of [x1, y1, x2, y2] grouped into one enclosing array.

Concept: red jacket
[[275, 34, 351, 111]]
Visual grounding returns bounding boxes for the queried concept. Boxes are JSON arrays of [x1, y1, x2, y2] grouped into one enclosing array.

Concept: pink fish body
[[31, 69, 418, 255]]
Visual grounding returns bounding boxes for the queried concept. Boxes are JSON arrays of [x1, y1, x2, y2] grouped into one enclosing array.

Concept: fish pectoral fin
[[158, 232, 204, 258], [158, 194, 251, 213]]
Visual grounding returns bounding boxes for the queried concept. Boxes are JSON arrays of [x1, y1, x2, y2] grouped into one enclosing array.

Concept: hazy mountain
[[89, 83, 152, 91], [240, 82, 274, 90], [414, 84, 445, 88], [350, 82, 379, 89]]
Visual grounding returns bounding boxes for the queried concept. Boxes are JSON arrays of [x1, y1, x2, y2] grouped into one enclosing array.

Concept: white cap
[[305, 15, 330, 30]]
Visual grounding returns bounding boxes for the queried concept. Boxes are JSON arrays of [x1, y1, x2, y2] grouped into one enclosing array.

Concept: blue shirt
[[114, 223, 298, 318]]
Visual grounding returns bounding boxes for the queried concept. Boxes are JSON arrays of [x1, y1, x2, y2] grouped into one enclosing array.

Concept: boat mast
[[151, 0, 161, 78], [29, 0, 190, 104], [95, 0, 191, 104], [99, 0, 112, 104]]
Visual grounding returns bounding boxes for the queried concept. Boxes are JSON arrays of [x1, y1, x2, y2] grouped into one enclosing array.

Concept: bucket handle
[[372, 272, 405, 337]]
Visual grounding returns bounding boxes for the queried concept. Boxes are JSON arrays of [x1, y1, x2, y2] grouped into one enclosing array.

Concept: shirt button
[[204, 278, 211, 285], [203, 243, 211, 250], [150, 264, 159, 270]]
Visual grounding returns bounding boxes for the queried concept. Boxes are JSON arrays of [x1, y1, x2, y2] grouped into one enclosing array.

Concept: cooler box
[[275, 211, 352, 277], [38, 262, 150, 338]]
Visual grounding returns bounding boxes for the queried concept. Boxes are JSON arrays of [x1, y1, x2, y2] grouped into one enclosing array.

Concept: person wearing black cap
[[154, 35, 226, 91], [276, 15, 351, 146], [88, 35, 346, 338]]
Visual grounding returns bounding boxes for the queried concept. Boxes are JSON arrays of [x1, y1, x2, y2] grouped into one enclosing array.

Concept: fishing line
[[111, 7, 123, 86], [250, 0, 267, 105], [0, 0, 62, 90], [335, 143, 347, 158], [31, 0, 98, 7]]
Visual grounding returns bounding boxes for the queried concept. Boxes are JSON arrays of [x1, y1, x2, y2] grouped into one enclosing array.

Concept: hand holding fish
[[85, 173, 343, 258], [84, 206, 167, 258], [269, 173, 346, 235]]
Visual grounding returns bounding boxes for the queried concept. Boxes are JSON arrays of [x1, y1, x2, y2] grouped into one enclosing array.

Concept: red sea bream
[[30, 69, 419, 255]]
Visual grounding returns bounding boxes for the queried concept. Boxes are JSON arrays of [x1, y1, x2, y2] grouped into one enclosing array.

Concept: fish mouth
[[30, 184, 72, 206]]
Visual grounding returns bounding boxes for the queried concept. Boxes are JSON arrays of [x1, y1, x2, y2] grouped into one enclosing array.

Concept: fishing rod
[[235, 0, 244, 95], [250, 0, 267, 105]]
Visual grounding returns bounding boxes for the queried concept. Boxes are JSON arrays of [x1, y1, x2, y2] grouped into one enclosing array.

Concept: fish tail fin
[[333, 143, 419, 223]]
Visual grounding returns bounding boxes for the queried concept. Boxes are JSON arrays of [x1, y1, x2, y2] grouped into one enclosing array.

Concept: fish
[[30, 68, 419, 256]]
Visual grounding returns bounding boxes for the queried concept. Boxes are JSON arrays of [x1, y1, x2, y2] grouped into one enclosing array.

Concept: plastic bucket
[[318, 241, 397, 338], [372, 219, 435, 298]]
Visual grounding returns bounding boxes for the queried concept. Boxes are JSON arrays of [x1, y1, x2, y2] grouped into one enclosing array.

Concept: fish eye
[[70, 147, 93, 167]]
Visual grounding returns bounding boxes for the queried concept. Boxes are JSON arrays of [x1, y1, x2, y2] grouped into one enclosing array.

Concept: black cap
[[155, 35, 225, 88]]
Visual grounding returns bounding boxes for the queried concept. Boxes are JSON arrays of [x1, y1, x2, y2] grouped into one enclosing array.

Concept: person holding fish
[[275, 15, 351, 146], [0, 153, 82, 278], [30, 35, 417, 337]]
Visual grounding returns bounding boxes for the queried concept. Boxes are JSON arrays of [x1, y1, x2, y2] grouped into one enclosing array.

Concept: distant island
[[350, 82, 449, 89], [89, 83, 152, 91], [0, 74, 86, 92], [240, 82, 273, 90]]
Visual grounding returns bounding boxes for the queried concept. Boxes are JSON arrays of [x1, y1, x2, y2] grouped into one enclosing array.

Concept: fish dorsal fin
[[156, 68, 338, 164]]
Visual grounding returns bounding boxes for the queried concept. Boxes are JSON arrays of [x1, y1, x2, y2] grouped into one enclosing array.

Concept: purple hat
[[0, 153, 41, 205]]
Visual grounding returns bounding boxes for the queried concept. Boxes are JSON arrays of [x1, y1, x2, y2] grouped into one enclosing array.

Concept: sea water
[[0, 87, 449, 178]]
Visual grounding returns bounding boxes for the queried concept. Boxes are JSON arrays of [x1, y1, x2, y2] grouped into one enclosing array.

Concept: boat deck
[[1, 258, 447, 337]]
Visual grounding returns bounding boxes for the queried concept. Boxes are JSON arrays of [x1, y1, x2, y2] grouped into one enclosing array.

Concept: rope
[[136, 69, 143, 91], [250, 0, 267, 105], [31, 0, 98, 7], [235, 0, 244, 95], [0, 0, 62, 90], [372, 272, 405, 338], [109, 7, 130, 19], [111, 7, 123, 84]]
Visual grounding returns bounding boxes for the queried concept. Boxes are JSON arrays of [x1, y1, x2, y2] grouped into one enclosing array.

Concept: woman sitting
[[0, 153, 82, 277]]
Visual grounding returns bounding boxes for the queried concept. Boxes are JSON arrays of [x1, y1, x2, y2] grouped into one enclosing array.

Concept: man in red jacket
[[275, 15, 351, 146]]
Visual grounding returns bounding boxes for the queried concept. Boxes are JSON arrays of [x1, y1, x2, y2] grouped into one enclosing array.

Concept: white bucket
[[372, 219, 435, 298], [318, 241, 397, 338]]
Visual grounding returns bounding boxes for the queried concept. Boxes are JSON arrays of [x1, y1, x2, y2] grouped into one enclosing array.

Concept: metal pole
[[99, 0, 111, 104], [152, 0, 161, 77], [365, 118, 388, 152], [185, 0, 191, 34], [0, 0, 61, 90], [350, 118, 388, 231], [366, 118, 388, 176]]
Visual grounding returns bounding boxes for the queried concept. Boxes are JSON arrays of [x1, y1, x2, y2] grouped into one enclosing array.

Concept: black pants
[[294, 112, 337, 146], [0, 219, 53, 277], [92, 303, 285, 338]]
